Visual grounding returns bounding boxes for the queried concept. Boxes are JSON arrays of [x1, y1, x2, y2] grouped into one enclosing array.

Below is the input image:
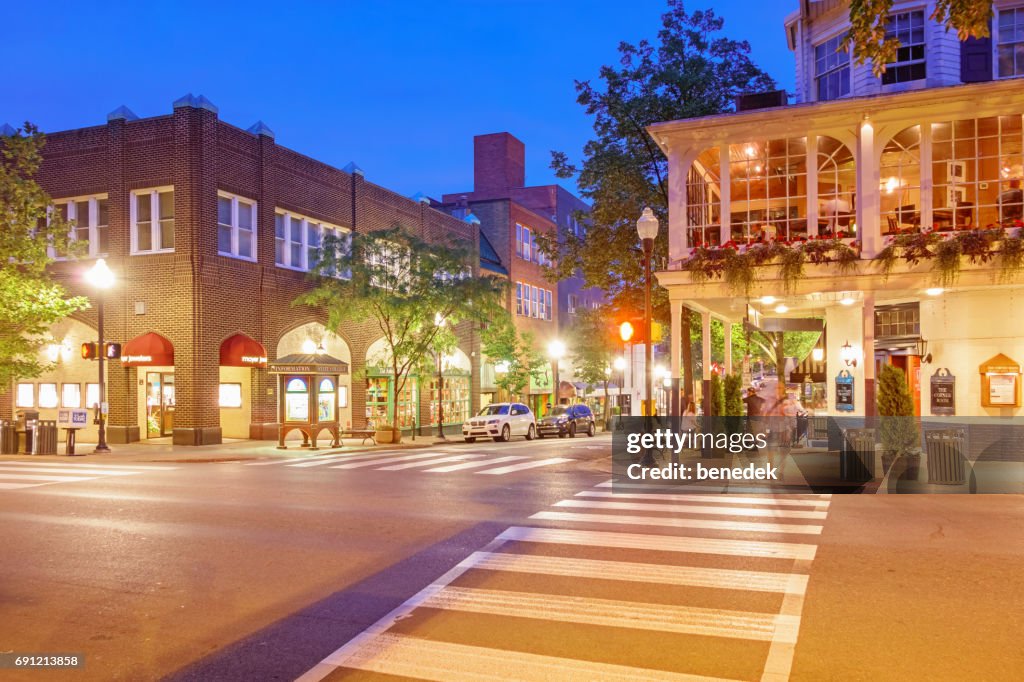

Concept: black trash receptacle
[[31, 420, 58, 455], [926, 428, 966, 485], [0, 420, 17, 454], [16, 410, 40, 453], [841, 427, 876, 482]]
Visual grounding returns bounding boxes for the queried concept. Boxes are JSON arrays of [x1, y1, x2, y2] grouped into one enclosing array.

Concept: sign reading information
[[835, 370, 855, 412], [930, 368, 956, 415]]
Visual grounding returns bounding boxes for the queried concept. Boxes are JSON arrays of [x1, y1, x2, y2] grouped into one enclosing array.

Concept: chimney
[[474, 132, 525, 194]]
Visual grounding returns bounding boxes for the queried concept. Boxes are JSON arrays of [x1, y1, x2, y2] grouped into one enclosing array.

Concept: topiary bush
[[877, 364, 919, 457]]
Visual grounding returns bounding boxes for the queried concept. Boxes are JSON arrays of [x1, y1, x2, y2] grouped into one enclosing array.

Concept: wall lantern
[[917, 338, 932, 364], [840, 340, 858, 368]]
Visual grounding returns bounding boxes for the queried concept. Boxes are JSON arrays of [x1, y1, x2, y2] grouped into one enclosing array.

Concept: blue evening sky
[[2, 1, 795, 199]]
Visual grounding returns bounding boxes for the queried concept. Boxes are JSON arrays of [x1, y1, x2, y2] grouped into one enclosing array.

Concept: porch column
[[670, 299, 682, 416], [723, 321, 733, 375], [858, 117, 881, 258], [863, 292, 876, 417], [701, 310, 712, 415], [719, 146, 731, 246], [920, 122, 933, 232], [806, 134, 819, 238], [668, 147, 694, 260]]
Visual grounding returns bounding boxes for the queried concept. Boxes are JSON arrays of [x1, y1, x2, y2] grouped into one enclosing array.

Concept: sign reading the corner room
[[930, 368, 956, 416], [835, 370, 854, 412]]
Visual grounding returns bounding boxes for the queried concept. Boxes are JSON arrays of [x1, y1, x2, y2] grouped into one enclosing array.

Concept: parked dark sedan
[[537, 404, 596, 438]]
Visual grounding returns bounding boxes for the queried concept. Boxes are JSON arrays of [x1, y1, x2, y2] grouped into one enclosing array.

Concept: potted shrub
[[375, 424, 396, 444], [877, 365, 920, 479]]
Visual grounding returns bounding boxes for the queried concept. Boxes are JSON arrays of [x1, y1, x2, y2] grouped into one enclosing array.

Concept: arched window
[[880, 125, 921, 234], [686, 147, 721, 247], [817, 136, 856, 235], [931, 115, 1023, 230], [729, 138, 808, 242]]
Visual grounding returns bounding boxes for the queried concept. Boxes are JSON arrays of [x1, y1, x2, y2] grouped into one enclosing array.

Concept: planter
[[375, 428, 396, 444], [882, 452, 921, 482]]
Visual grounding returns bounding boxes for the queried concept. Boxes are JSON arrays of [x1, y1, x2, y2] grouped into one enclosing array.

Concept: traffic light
[[619, 320, 634, 342], [104, 342, 122, 359], [81, 342, 98, 360]]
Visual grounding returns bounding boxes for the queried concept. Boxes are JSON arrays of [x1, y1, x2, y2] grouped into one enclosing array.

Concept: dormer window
[[882, 10, 927, 84], [814, 35, 850, 101]]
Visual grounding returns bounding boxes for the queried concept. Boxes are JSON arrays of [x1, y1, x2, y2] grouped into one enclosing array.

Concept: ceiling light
[[839, 296, 855, 306], [760, 296, 776, 305], [774, 304, 789, 314], [745, 145, 756, 158], [926, 287, 944, 296]]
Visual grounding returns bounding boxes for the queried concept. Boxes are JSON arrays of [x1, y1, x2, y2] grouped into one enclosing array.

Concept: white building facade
[[651, 1, 1024, 418]]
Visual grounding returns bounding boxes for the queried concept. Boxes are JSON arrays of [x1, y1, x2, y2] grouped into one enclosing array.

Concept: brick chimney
[[474, 132, 525, 194]]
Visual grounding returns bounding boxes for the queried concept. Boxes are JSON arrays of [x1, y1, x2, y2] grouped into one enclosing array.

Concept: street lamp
[[434, 312, 447, 440], [637, 207, 658, 466], [84, 258, 115, 454], [548, 339, 566, 408]]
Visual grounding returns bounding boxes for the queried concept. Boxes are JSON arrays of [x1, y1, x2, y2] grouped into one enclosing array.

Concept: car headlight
[[487, 419, 499, 424], [557, 417, 568, 423]]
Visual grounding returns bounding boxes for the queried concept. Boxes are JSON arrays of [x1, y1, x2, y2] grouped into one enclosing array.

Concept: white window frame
[[515, 224, 523, 257], [813, 33, 851, 102], [16, 383, 34, 408], [996, 5, 1024, 79], [516, 282, 523, 315], [130, 186, 175, 255], [217, 191, 258, 262], [522, 226, 532, 261], [50, 194, 109, 259], [881, 9, 927, 85], [274, 209, 350, 274], [546, 289, 553, 321]]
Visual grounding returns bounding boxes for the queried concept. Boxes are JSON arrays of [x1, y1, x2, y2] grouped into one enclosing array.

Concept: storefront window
[[284, 377, 309, 421], [16, 383, 33, 408], [86, 383, 100, 410], [730, 138, 808, 241], [880, 125, 921, 234], [686, 147, 721, 247], [61, 383, 81, 408], [366, 375, 418, 429], [317, 377, 336, 421], [219, 383, 242, 408], [38, 383, 58, 409], [430, 374, 470, 425]]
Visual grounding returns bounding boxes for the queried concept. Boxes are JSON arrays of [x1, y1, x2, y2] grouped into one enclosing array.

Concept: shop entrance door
[[145, 372, 176, 438]]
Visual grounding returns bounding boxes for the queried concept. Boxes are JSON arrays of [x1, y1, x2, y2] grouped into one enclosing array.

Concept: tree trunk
[[774, 332, 786, 403], [392, 361, 402, 444], [602, 378, 610, 428], [681, 306, 695, 403]]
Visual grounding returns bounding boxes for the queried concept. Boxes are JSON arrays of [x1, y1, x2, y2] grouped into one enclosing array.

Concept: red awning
[[121, 332, 174, 367], [220, 334, 268, 367]]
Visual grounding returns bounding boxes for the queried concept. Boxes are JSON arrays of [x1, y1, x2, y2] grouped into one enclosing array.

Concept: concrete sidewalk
[[0, 435, 445, 465]]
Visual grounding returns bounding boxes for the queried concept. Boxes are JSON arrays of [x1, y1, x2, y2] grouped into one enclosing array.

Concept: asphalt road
[[0, 435, 1022, 681]]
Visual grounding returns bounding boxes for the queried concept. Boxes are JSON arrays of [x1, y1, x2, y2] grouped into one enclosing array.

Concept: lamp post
[[636, 207, 659, 465], [84, 259, 115, 454], [548, 339, 566, 410], [434, 312, 447, 440]]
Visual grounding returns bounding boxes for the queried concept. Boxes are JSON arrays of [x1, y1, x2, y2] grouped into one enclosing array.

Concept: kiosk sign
[[57, 408, 89, 429]]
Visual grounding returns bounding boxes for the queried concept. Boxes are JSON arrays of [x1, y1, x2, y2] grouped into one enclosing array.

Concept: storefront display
[[366, 375, 418, 429], [429, 374, 469, 425]]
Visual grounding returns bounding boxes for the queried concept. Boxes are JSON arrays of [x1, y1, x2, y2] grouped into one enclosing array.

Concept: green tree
[[723, 373, 743, 416], [299, 225, 504, 443], [877, 364, 919, 456], [845, 0, 992, 75], [480, 313, 547, 400], [709, 372, 724, 417], [1, 124, 86, 387], [746, 330, 822, 400], [568, 306, 620, 425], [542, 1, 775, 400], [417, 318, 459, 439]]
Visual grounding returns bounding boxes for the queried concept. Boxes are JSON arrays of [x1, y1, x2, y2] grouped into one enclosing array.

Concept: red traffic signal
[[81, 342, 98, 360], [619, 321, 634, 342], [104, 342, 122, 359]]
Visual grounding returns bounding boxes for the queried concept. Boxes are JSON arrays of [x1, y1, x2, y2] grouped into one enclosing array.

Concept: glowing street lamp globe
[[85, 258, 115, 289]]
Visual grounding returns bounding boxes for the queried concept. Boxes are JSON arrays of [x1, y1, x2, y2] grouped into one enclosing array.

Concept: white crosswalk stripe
[[476, 457, 573, 475], [242, 450, 574, 476], [0, 461, 176, 491], [376, 454, 484, 471], [425, 455, 529, 473], [300, 480, 831, 682]]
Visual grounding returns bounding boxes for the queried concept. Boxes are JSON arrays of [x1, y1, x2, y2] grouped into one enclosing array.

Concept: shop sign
[[241, 355, 268, 366], [122, 354, 152, 364], [835, 370, 855, 412], [930, 368, 956, 416]]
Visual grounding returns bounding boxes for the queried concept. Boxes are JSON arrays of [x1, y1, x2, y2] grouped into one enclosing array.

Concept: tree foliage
[[298, 225, 504, 442], [480, 313, 548, 400], [877, 364, 919, 456], [0, 124, 87, 386], [568, 306, 620, 423], [844, 0, 992, 76]]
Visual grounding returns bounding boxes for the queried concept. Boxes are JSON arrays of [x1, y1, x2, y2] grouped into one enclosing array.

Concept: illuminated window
[[86, 383, 100, 409], [730, 138, 808, 241], [62, 383, 82, 408], [219, 383, 242, 408], [38, 383, 58, 409], [880, 126, 921, 234], [16, 383, 33, 408], [686, 147, 721, 246]]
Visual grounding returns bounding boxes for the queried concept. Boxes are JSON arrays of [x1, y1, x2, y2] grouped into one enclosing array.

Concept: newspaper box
[[57, 408, 89, 455]]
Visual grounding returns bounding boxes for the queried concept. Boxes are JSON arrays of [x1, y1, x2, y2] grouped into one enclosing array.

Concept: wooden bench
[[340, 429, 377, 446]]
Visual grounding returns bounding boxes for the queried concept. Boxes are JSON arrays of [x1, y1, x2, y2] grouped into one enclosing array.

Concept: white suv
[[463, 403, 536, 443]]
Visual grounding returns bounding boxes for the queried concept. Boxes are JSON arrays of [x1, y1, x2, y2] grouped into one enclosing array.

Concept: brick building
[[2, 94, 482, 445], [439, 132, 604, 411]]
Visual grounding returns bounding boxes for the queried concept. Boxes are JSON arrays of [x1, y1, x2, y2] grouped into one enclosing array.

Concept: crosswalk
[[0, 460, 178, 492], [298, 478, 831, 681], [243, 449, 574, 476]]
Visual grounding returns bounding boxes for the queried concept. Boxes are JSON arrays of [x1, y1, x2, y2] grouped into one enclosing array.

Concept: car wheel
[[526, 424, 536, 441], [500, 424, 511, 442], [538, 432, 545, 439], [587, 421, 595, 437], [569, 423, 577, 438], [464, 437, 476, 443]]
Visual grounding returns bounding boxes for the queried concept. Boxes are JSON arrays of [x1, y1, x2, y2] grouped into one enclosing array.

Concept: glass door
[[146, 372, 175, 438]]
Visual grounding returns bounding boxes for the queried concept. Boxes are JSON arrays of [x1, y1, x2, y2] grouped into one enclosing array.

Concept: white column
[[670, 300, 682, 379], [806, 134, 819, 237], [702, 311, 712, 381], [920, 121, 933, 231], [858, 118, 881, 258], [719, 146, 731, 246], [863, 292, 876, 416], [723, 321, 733, 375], [668, 147, 694, 262]]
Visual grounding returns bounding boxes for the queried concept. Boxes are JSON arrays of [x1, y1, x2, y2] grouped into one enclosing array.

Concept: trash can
[[841, 427, 876, 482], [16, 410, 39, 454], [31, 420, 58, 455], [0, 420, 17, 454], [926, 428, 966, 485]]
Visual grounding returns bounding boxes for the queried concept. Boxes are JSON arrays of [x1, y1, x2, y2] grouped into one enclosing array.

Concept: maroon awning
[[220, 334, 268, 367], [121, 332, 174, 366]]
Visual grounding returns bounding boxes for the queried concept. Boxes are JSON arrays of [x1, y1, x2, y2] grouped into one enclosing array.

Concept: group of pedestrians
[[743, 385, 805, 450]]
